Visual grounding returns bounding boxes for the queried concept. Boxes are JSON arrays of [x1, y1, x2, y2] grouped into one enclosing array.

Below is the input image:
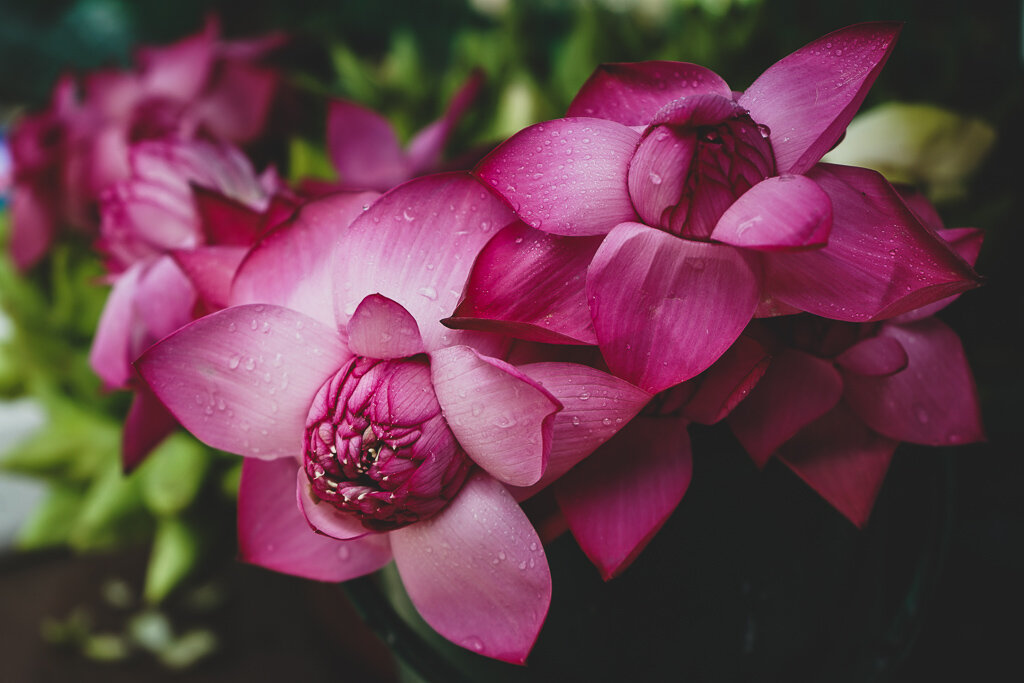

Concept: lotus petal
[[835, 335, 908, 376], [172, 245, 248, 309], [710, 174, 832, 251], [347, 294, 425, 359]]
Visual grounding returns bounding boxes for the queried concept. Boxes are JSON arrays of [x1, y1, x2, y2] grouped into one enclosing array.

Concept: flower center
[[302, 355, 471, 531]]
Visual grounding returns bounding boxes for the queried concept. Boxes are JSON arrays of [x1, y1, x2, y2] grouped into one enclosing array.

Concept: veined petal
[[231, 191, 379, 325], [239, 458, 392, 580], [778, 403, 898, 528], [136, 304, 350, 459], [512, 363, 652, 497], [728, 349, 843, 467], [445, 222, 600, 345], [122, 386, 178, 472], [763, 164, 980, 321], [390, 471, 550, 664], [333, 173, 512, 356], [474, 118, 640, 236], [891, 227, 985, 323], [430, 346, 560, 487], [587, 223, 760, 393], [836, 335, 908, 376], [682, 334, 771, 425], [326, 99, 407, 191], [843, 318, 985, 446], [297, 469, 373, 540], [710, 174, 832, 251], [739, 23, 902, 174], [555, 416, 692, 579], [628, 125, 696, 228], [172, 245, 248, 309], [347, 294, 425, 359], [567, 61, 731, 126]]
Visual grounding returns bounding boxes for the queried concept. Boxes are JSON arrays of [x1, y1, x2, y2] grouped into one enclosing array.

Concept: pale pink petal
[[555, 416, 692, 579], [137, 18, 217, 101], [296, 468, 373, 540], [843, 319, 985, 446], [430, 346, 560, 487], [231, 190, 379, 325], [239, 458, 392, 581], [326, 99, 407, 191], [512, 363, 652, 497], [474, 118, 640, 236], [136, 304, 350, 459], [390, 471, 550, 664], [587, 222, 760, 393], [334, 173, 513, 356], [682, 334, 771, 425], [763, 164, 980, 321], [90, 263, 144, 389], [835, 335, 908, 376], [567, 61, 731, 125], [171, 245, 248, 309], [132, 255, 197, 354], [891, 227, 985, 323], [122, 386, 178, 472], [445, 222, 600, 345], [347, 294, 425, 359], [710, 174, 832, 251], [728, 349, 843, 467], [777, 404, 898, 528], [739, 23, 902, 174]]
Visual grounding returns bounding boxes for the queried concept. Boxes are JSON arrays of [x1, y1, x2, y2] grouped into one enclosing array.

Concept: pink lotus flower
[[7, 17, 284, 269], [89, 138, 296, 467], [457, 23, 979, 394], [136, 174, 649, 663]]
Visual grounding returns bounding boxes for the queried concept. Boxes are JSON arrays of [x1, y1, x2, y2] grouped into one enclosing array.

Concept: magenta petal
[[390, 471, 550, 664], [197, 60, 279, 143], [347, 294, 425, 359], [567, 61, 732, 126], [296, 468, 373, 540], [843, 319, 985, 446], [764, 165, 980, 321], [555, 416, 692, 579], [739, 23, 901, 174], [231, 191, 379, 324], [474, 118, 640, 236], [588, 223, 760, 393], [334, 174, 513, 356], [133, 256, 198, 349], [90, 263, 144, 389], [192, 185, 265, 246], [710, 175, 832, 251], [836, 335, 908, 376], [172, 245, 248, 309], [406, 70, 483, 173], [891, 227, 985, 323], [239, 458, 392, 580], [512, 362, 652, 497], [430, 346, 560, 487], [683, 334, 771, 425], [326, 99, 407, 191], [728, 349, 843, 468], [122, 386, 178, 472], [446, 222, 600, 345], [136, 304, 350, 459], [778, 404, 897, 528], [627, 125, 696, 228], [10, 185, 55, 270]]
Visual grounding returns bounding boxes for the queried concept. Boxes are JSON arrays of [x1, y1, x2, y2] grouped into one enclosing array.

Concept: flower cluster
[[7, 21, 985, 665]]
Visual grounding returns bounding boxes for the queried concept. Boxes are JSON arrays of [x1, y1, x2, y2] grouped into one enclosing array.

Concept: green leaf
[[138, 433, 212, 517], [288, 137, 337, 184], [68, 460, 150, 551], [144, 516, 202, 604], [15, 484, 83, 550]]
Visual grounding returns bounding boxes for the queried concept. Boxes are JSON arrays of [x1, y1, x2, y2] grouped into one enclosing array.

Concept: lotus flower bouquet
[[0, 13, 991, 676]]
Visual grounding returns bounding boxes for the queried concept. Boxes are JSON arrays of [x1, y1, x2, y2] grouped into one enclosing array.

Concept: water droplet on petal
[[649, 172, 663, 185], [417, 286, 438, 301]]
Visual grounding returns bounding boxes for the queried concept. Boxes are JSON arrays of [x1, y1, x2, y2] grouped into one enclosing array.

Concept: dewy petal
[[512, 362, 652, 497], [739, 23, 902, 174], [136, 304, 351, 459], [728, 349, 843, 468], [628, 125, 696, 228], [891, 227, 985, 323], [326, 99, 407, 191], [430, 346, 560, 487], [587, 223, 760, 393], [777, 403, 898, 528], [763, 164, 980, 321], [445, 222, 601, 345], [122, 385, 178, 472], [239, 458, 392, 580], [473, 118, 641, 236], [843, 318, 985, 446], [296, 468, 373, 540], [90, 263, 145, 389], [231, 190, 379, 325], [555, 416, 692, 580], [710, 174, 833, 251], [390, 471, 550, 665], [171, 245, 248, 309], [567, 61, 732, 126], [682, 334, 771, 425], [347, 294, 425, 359], [333, 173, 512, 356], [835, 335, 908, 376]]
